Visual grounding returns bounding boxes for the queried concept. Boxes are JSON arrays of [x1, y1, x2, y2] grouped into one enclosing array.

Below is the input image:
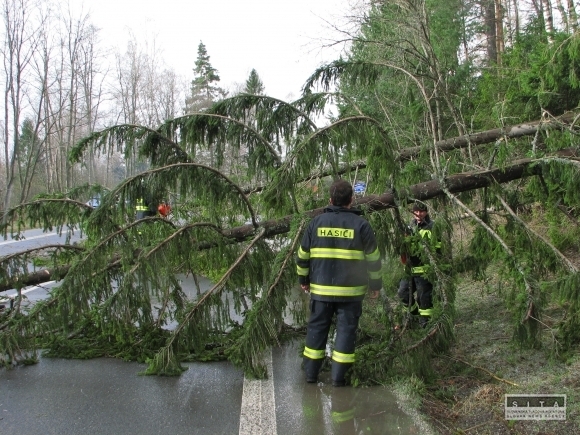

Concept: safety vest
[[136, 198, 148, 211]]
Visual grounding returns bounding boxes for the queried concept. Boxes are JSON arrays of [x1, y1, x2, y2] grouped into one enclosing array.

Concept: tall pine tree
[[184, 41, 226, 113], [243, 69, 265, 95]]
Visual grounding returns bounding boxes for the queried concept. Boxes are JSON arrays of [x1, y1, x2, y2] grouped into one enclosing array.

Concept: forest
[[1, 0, 580, 432]]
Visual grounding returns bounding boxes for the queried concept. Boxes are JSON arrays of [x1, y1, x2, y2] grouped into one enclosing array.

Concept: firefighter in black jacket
[[398, 202, 441, 328], [135, 179, 157, 220], [296, 179, 382, 386]]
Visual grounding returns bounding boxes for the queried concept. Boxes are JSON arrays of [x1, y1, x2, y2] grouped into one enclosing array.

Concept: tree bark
[[484, 0, 498, 64], [397, 111, 578, 161], [568, 0, 578, 31]]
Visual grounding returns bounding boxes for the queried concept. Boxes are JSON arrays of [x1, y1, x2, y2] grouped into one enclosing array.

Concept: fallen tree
[[1, 91, 580, 381]]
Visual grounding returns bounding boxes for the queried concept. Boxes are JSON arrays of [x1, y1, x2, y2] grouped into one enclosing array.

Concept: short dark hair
[[412, 202, 428, 212], [330, 179, 353, 206]]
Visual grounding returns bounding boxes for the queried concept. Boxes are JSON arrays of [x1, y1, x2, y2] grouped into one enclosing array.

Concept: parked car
[[86, 196, 101, 208]]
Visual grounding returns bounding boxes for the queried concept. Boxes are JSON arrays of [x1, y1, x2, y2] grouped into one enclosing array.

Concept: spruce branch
[[495, 193, 578, 273], [442, 189, 539, 328], [151, 227, 267, 368]]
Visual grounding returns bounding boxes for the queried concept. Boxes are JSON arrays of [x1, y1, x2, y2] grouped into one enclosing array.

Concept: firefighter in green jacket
[[296, 179, 382, 386]]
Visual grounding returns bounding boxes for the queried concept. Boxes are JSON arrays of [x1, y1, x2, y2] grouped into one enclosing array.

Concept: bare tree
[[0, 0, 43, 216], [112, 36, 185, 178]]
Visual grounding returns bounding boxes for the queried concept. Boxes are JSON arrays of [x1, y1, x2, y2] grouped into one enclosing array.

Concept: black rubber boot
[[304, 357, 323, 383]]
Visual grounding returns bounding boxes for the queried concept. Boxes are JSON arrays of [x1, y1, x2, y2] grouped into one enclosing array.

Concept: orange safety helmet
[[158, 202, 171, 217]]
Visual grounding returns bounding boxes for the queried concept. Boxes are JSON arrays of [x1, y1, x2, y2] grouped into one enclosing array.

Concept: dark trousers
[[303, 299, 362, 383], [398, 276, 433, 324]]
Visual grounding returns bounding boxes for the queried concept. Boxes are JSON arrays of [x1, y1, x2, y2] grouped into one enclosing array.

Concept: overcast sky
[[77, 0, 355, 101]]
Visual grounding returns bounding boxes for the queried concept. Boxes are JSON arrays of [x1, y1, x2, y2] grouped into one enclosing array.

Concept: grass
[[415, 277, 580, 434]]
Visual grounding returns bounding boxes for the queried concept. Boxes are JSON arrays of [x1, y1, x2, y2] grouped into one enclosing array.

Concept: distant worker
[[135, 196, 154, 220], [398, 202, 441, 328], [134, 179, 160, 220], [296, 179, 382, 386]]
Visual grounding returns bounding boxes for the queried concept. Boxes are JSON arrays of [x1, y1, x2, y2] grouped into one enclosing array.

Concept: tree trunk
[[484, 0, 498, 64], [568, 0, 578, 31], [398, 111, 578, 161], [495, 0, 505, 63], [542, 0, 555, 42], [554, 0, 570, 31]]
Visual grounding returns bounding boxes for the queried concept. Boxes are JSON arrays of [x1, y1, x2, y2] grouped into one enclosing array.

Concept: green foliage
[[41, 310, 171, 363], [473, 31, 580, 129]]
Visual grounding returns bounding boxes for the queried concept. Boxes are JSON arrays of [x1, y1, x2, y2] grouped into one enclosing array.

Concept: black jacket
[[296, 205, 382, 302]]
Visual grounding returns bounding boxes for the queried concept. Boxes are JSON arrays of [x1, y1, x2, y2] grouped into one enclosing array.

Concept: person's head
[[329, 179, 353, 207], [412, 202, 428, 222]]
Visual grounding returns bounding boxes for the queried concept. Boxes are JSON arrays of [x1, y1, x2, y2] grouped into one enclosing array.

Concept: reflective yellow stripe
[[365, 247, 380, 262], [310, 284, 367, 297], [332, 350, 355, 364], [304, 346, 325, 360], [136, 199, 148, 211], [419, 308, 433, 316], [402, 302, 418, 313], [369, 270, 382, 279], [310, 248, 365, 260], [332, 409, 355, 423], [418, 229, 432, 239], [296, 265, 309, 276], [298, 246, 310, 260], [412, 266, 428, 274]]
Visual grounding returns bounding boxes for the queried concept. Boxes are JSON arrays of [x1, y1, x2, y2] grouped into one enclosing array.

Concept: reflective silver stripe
[[369, 270, 382, 279]]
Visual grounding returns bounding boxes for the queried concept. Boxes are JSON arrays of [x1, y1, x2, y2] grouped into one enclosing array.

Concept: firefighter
[[296, 179, 382, 386], [398, 201, 441, 328], [135, 197, 153, 220], [134, 179, 158, 220]]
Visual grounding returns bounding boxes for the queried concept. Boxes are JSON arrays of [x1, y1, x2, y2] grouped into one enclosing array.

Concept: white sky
[[78, 0, 355, 101]]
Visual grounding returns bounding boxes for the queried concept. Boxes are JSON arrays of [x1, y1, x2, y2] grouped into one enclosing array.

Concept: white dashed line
[[239, 347, 277, 435]]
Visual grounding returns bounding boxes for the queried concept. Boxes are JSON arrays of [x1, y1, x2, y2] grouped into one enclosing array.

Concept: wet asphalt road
[[0, 343, 430, 435]]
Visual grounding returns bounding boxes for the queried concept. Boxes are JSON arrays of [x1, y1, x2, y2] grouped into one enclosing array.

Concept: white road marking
[[0, 233, 58, 245], [239, 347, 277, 435]]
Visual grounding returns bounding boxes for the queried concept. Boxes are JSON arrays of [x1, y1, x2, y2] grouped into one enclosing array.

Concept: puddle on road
[[273, 342, 434, 435]]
